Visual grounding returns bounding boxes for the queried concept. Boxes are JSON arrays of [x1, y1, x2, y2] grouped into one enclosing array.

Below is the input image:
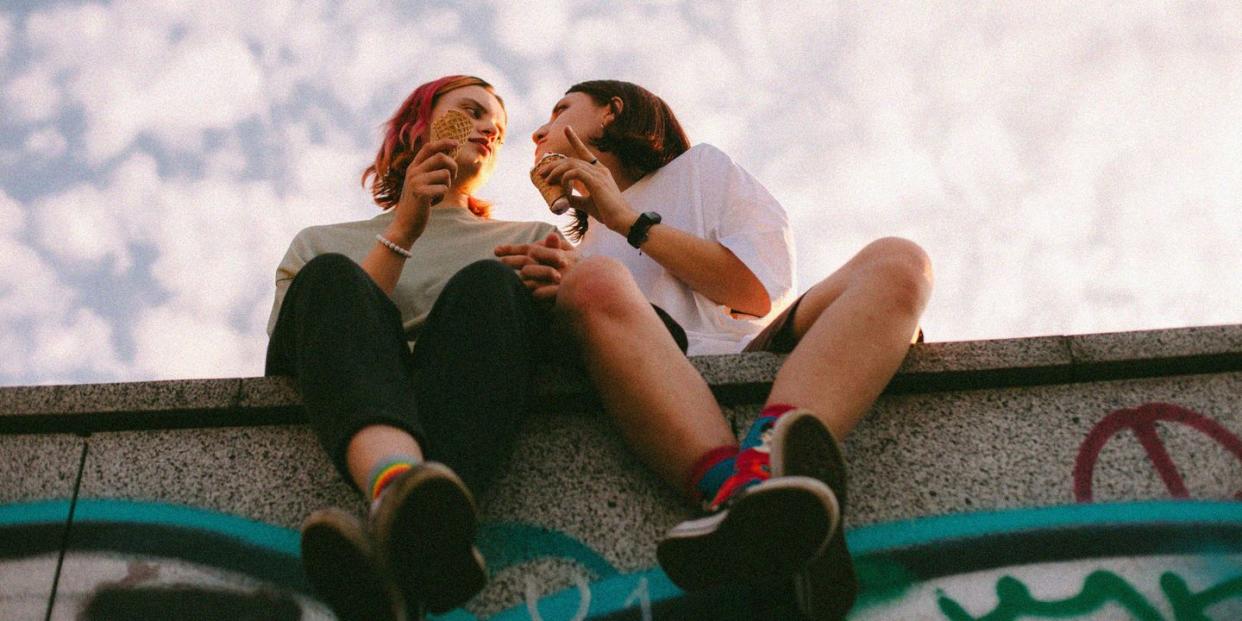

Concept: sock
[[688, 446, 739, 504], [367, 456, 420, 504], [702, 404, 802, 510]]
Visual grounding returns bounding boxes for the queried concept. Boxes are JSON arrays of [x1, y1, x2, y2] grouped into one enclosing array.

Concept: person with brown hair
[[498, 80, 933, 619], [265, 75, 559, 621]]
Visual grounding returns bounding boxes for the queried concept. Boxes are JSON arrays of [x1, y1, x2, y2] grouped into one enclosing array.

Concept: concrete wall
[[2, 325, 1240, 620]]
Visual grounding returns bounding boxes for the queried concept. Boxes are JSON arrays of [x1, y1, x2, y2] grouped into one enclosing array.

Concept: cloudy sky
[[1, 1, 1239, 386]]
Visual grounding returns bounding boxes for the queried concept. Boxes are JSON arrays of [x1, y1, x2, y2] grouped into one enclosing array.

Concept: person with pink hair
[[266, 75, 558, 621]]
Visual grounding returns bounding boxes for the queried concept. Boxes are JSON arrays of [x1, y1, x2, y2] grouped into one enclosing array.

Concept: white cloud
[[491, 0, 569, 58], [24, 126, 67, 159], [0, 13, 12, 61], [130, 305, 266, 379], [34, 182, 133, 272], [0, 189, 22, 236], [3, 69, 61, 123], [30, 307, 124, 377]]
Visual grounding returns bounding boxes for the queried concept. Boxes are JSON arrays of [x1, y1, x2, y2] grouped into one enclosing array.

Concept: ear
[[605, 96, 623, 124]]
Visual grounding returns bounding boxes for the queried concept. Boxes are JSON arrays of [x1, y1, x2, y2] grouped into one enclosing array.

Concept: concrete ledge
[[1, 325, 1239, 434]]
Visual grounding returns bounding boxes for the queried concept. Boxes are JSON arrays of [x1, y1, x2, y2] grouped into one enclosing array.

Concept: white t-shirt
[[577, 144, 796, 355]]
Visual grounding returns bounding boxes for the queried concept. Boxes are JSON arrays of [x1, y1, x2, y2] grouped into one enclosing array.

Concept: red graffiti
[[1073, 403, 1242, 503]]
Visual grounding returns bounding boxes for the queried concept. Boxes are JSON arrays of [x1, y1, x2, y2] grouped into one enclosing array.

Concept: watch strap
[[626, 211, 662, 248]]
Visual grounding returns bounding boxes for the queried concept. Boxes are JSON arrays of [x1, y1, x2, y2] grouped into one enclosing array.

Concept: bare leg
[[345, 425, 426, 495], [556, 256, 736, 495], [766, 237, 933, 440]]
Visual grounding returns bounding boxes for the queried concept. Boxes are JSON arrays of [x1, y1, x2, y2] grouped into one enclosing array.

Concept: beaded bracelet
[[375, 234, 412, 258]]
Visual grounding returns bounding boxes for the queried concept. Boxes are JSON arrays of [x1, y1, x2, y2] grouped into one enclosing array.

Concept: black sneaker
[[771, 409, 859, 621], [370, 461, 487, 614], [301, 507, 408, 621], [657, 471, 839, 593]]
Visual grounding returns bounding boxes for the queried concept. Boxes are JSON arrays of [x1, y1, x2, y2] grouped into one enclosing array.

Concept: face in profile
[[531, 92, 609, 162], [427, 85, 507, 193]]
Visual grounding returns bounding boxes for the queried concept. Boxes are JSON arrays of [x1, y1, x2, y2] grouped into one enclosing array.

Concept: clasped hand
[[495, 233, 578, 302]]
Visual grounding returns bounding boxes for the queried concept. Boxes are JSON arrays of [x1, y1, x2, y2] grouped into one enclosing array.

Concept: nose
[[478, 119, 500, 141], [531, 123, 548, 145]]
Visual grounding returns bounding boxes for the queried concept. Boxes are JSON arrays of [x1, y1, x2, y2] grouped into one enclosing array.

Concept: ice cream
[[530, 152, 570, 215]]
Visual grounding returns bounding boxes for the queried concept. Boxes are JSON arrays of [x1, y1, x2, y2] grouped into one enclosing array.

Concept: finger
[[540, 233, 561, 248], [538, 159, 580, 185], [494, 243, 534, 257], [412, 139, 461, 166], [532, 284, 560, 302], [521, 264, 561, 283], [495, 255, 533, 270], [527, 245, 569, 269], [565, 127, 596, 162]]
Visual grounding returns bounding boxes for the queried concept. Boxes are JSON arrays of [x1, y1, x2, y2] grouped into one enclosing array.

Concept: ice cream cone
[[430, 109, 473, 158], [530, 153, 570, 215]]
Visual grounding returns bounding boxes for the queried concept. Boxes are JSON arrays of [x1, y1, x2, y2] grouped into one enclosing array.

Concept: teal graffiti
[[477, 522, 618, 580], [851, 557, 917, 613], [936, 570, 1242, 621]]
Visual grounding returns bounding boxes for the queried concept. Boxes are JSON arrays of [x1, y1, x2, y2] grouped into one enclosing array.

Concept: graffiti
[[1074, 402, 1242, 502], [936, 571, 1242, 621]]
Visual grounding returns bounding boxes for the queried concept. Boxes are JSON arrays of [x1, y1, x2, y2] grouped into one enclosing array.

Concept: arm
[[361, 139, 460, 296], [542, 128, 771, 316], [605, 213, 770, 317]]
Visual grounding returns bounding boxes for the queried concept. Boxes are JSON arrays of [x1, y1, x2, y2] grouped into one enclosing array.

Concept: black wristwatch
[[626, 211, 662, 248]]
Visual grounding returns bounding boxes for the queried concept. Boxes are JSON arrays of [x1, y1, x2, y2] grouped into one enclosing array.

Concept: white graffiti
[[524, 573, 591, 621]]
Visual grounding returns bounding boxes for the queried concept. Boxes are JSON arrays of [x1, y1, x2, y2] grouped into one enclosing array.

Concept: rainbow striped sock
[[367, 456, 420, 503]]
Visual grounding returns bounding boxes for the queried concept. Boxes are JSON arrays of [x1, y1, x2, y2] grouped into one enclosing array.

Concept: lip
[[469, 138, 491, 156]]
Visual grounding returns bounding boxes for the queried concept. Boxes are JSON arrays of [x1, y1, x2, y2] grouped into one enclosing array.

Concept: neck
[[435, 190, 471, 210], [601, 154, 638, 191]]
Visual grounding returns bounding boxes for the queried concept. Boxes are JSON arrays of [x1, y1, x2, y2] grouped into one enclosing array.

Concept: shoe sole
[[372, 462, 486, 614], [301, 508, 407, 621], [657, 475, 839, 592], [772, 410, 859, 621]]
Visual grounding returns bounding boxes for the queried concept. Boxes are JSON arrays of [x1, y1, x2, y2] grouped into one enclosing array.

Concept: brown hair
[[563, 80, 691, 240], [361, 75, 504, 218]]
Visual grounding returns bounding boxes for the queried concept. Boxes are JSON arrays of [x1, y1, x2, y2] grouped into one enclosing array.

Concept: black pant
[[265, 253, 549, 497]]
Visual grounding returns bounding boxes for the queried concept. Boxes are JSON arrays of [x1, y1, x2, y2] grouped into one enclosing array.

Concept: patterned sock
[[367, 456, 420, 506], [688, 446, 739, 504], [702, 404, 801, 511]]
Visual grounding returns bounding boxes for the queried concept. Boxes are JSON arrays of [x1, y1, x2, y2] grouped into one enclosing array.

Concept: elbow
[[731, 282, 771, 318]]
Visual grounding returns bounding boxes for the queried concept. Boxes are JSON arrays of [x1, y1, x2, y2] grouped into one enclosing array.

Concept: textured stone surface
[[0, 433, 82, 504], [1069, 324, 1242, 363], [0, 379, 239, 416], [0, 434, 83, 621], [846, 371, 1242, 527], [77, 426, 359, 529], [2, 324, 1241, 618], [895, 335, 1071, 375]]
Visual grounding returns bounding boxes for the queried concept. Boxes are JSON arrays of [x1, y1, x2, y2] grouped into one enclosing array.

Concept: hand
[[389, 138, 460, 245], [537, 127, 638, 234], [495, 233, 578, 302]]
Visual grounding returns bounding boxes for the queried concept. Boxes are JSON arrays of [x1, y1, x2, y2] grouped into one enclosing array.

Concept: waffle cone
[[530, 153, 570, 214], [430, 109, 473, 158]]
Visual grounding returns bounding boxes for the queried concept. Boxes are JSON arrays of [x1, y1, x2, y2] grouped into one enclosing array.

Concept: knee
[[454, 259, 522, 289], [295, 253, 369, 290], [557, 256, 646, 322], [854, 237, 933, 312], [441, 259, 524, 304]]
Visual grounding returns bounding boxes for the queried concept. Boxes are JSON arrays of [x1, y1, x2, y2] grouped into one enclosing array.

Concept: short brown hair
[[564, 80, 690, 240]]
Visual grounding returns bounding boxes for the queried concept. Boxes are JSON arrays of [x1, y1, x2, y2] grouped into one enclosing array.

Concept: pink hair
[[361, 75, 502, 218]]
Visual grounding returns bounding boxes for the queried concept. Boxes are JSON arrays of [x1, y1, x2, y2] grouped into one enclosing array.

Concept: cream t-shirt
[[577, 144, 796, 355], [267, 206, 558, 344]]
